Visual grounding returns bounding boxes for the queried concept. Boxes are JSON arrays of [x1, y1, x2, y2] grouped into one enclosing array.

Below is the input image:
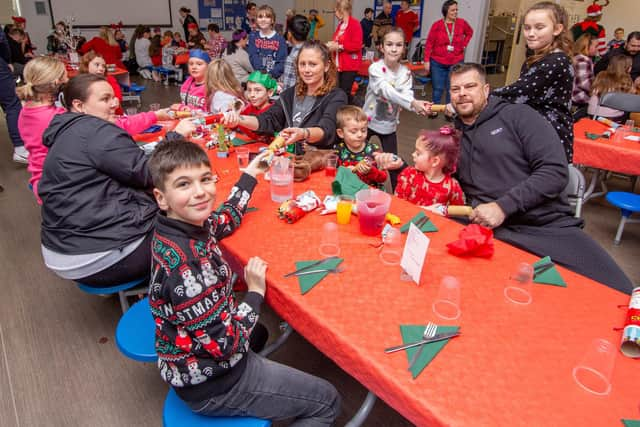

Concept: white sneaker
[[13, 146, 28, 164]]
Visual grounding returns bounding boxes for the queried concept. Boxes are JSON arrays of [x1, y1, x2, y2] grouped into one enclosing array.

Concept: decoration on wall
[[198, 0, 245, 32]]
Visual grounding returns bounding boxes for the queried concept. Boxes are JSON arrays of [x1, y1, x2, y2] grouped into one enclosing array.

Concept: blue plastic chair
[[414, 75, 432, 97], [76, 277, 147, 313], [115, 297, 157, 362], [120, 82, 146, 105], [163, 388, 271, 427], [605, 191, 640, 245]]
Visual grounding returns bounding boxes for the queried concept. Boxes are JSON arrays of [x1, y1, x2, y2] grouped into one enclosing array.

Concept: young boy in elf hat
[[172, 49, 210, 111], [147, 139, 341, 423], [237, 71, 277, 142]]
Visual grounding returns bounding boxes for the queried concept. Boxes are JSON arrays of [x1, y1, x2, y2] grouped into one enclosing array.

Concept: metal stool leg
[[345, 391, 377, 427], [614, 213, 629, 245], [259, 323, 293, 357]]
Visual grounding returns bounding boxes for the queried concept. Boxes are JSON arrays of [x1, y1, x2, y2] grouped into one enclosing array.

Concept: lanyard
[[444, 19, 456, 45]]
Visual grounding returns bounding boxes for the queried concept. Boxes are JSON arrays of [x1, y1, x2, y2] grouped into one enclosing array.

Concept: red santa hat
[[586, 4, 602, 17], [11, 16, 26, 24], [187, 23, 198, 30]]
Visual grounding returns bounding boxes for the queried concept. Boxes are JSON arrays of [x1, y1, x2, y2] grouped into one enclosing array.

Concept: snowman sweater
[[149, 173, 262, 403]]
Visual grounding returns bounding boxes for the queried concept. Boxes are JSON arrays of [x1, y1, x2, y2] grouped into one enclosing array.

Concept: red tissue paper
[[446, 224, 494, 258]]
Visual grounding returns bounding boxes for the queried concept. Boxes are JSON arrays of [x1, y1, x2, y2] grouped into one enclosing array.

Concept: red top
[[238, 102, 274, 142], [395, 168, 464, 207], [80, 37, 125, 69], [105, 74, 123, 115], [424, 18, 473, 65], [395, 9, 419, 44], [332, 15, 363, 72]]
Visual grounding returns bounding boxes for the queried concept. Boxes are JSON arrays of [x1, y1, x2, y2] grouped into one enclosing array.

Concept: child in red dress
[[395, 126, 464, 210]]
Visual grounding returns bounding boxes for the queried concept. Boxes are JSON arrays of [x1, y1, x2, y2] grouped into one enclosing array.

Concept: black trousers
[[77, 232, 154, 287], [338, 71, 357, 104], [367, 128, 399, 191], [494, 224, 633, 295], [0, 57, 24, 147]]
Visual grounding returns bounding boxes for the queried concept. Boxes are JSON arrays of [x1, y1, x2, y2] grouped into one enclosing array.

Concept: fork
[[294, 266, 345, 276], [408, 322, 437, 371]]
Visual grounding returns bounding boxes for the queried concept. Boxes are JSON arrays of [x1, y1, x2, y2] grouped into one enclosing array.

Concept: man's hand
[[470, 202, 506, 229]]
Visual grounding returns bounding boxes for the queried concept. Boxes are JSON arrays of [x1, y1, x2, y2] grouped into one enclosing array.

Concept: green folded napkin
[[231, 137, 255, 146], [400, 211, 438, 233], [622, 420, 640, 427], [332, 166, 369, 196], [400, 324, 459, 379], [533, 256, 567, 287], [295, 258, 344, 295], [246, 207, 258, 213]]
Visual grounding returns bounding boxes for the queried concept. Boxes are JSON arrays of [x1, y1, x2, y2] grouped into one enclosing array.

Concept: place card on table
[[400, 223, 430, 285]]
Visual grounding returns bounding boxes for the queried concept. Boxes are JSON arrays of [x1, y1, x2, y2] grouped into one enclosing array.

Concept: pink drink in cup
[[355, 189, 391, 236]]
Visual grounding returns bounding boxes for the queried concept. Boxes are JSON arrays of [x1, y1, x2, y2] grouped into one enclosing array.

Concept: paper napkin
[[533, 256, 567, 287], [399, 324, 459, 379], [294, 258, 344, 295], [400, 212, 438, 233]]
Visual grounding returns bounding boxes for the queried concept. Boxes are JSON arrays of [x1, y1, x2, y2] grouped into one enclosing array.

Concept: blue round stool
[[115, 297, 157, 362], [605, 191, 640, 245], [163, 388, 271, 427], [76, 277, 147, 313]]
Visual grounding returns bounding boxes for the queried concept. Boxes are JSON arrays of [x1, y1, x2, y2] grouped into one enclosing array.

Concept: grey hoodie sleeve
[[495, 108, 569, 217]]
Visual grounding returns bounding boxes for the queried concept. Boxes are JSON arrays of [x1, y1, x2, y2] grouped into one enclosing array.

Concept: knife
[[384, 332, 460, 353], [283, 256, 341, 278], [533, 262, 554, 277]]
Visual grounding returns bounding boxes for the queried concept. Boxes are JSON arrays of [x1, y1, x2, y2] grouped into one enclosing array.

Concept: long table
[[202, 149, 639, 427]]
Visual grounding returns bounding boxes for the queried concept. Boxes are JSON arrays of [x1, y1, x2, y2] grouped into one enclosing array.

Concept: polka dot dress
[[493, 52, 574, 162]]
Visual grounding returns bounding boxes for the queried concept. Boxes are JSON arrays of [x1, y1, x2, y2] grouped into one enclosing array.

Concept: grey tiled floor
[[0, 74, 636, 427]]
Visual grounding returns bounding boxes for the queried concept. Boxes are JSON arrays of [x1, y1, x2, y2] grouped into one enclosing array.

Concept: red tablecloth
[[574, 118, 640, 175], [358, 60, 427, 77], [206, 169, 639, 427]]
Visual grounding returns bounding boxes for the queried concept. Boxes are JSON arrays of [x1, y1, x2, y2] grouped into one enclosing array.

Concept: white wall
[[598, 0, 640, 40]]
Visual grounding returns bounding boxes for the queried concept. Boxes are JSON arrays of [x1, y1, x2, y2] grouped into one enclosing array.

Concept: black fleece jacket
[[256, 86, 348, 149], [455, 96, 580, 228]]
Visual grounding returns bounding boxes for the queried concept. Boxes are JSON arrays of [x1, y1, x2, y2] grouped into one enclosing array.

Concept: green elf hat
[[247, 71, 278, 92]]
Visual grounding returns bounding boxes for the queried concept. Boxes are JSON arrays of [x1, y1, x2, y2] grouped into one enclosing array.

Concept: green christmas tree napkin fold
[[400, 211, 438, 233], [621, 420, 640, 427], [332, 166, 369, 196], [400, 324, 459, 379], [533, 256, 567, 287], [295, 258, 344, 295]]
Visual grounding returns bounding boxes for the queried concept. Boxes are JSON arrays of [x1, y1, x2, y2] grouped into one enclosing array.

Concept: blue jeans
[[430, 59, 456, 104], [0, 57, 24, 148], [187, 351, 341, 426]]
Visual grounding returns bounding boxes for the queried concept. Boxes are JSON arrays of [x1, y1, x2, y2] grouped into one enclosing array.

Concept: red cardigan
[[332, 15, 363, 72], [80, 37, 125, 69], [424, 18, 473, 66]]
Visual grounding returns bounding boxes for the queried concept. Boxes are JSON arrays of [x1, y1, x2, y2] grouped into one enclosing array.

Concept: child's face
[[188, 58, 208, 82], [382, 32, 405, 63], [189, 27, 198, 35], [174, 33, 181, 41], [337, 118, 368, 151], [365, 11, 373, 19], [153, 164, 217, 226], [245, 81, 272, 108], [616, 30, 624, 40], [523, 9, 562, 52], [412, 137, 442, 174], [588, 39, 598, 57], [88, 56, 106, 75], [256, 12, 274, 31]]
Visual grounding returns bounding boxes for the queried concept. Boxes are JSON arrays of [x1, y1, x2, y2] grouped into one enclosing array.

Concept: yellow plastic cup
[[336, 195, 354, 225]]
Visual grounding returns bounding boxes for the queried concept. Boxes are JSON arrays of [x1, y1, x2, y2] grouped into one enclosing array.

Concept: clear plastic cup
[[149, 103, 161, 112], [236, 147, 250, 170], [572, 338, 616, 396], [504, 263, 534, 305], [126, 107, 138, 116], [336, 195, 354, 225], [325, 154, 338, 177], [432, 276, 461, 320], [319, 222, 340, 257], [379, 227, 403, 265]]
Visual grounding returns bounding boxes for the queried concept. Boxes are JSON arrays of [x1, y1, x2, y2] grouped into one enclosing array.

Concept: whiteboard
[[48, 0, 174, 27]]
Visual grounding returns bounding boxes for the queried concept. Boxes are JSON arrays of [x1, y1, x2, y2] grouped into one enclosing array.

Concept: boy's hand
[[354, 161, 371, 175], [373, 152, 404, 170], [243, 151, 270, 177], [174, 118, 196, 137], [245, 257, 268, 296], [222, 111, 241, 128]]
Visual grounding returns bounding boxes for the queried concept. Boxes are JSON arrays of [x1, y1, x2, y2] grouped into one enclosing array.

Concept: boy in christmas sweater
[[247, 5, 287, 79], [334, 105, 387, 189], [147, 140, 340, 423]]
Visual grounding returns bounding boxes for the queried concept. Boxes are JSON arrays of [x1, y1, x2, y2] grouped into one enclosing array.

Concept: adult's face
[[179, 10, 186, 18], [446, 3, 458, 21], [72, 81, 118, 123], [297, 48, 328, 91], [400, 1, 409, 11], [450, 69, 490, 124], [626, 38, 640, 55], [248, 5, 256, 17], [334, 6, 346, 21], [383, 3, 392, 15]]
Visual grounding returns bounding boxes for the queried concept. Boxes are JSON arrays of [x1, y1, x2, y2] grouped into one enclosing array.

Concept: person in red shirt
[[238, 71, 276, 143], [327, 0, 363, 103], [394, 0, 419, 58], [423, 0, 473, 109], [79, 26, 125, 69], [393, 126, 464, 209]]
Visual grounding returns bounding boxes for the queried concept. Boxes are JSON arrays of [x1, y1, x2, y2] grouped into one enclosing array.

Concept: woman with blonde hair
[[17, 57, 67, 203], [571, 33, 597, 120], [588, 55, 635, 121], [224, 40, 347, 150], [327, 0, 362, 103], [79, 26, 124, 68], [207, 58, 245, 113]]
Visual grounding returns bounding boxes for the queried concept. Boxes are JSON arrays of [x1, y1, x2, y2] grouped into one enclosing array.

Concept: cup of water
[[270, 156, 294, 202]]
